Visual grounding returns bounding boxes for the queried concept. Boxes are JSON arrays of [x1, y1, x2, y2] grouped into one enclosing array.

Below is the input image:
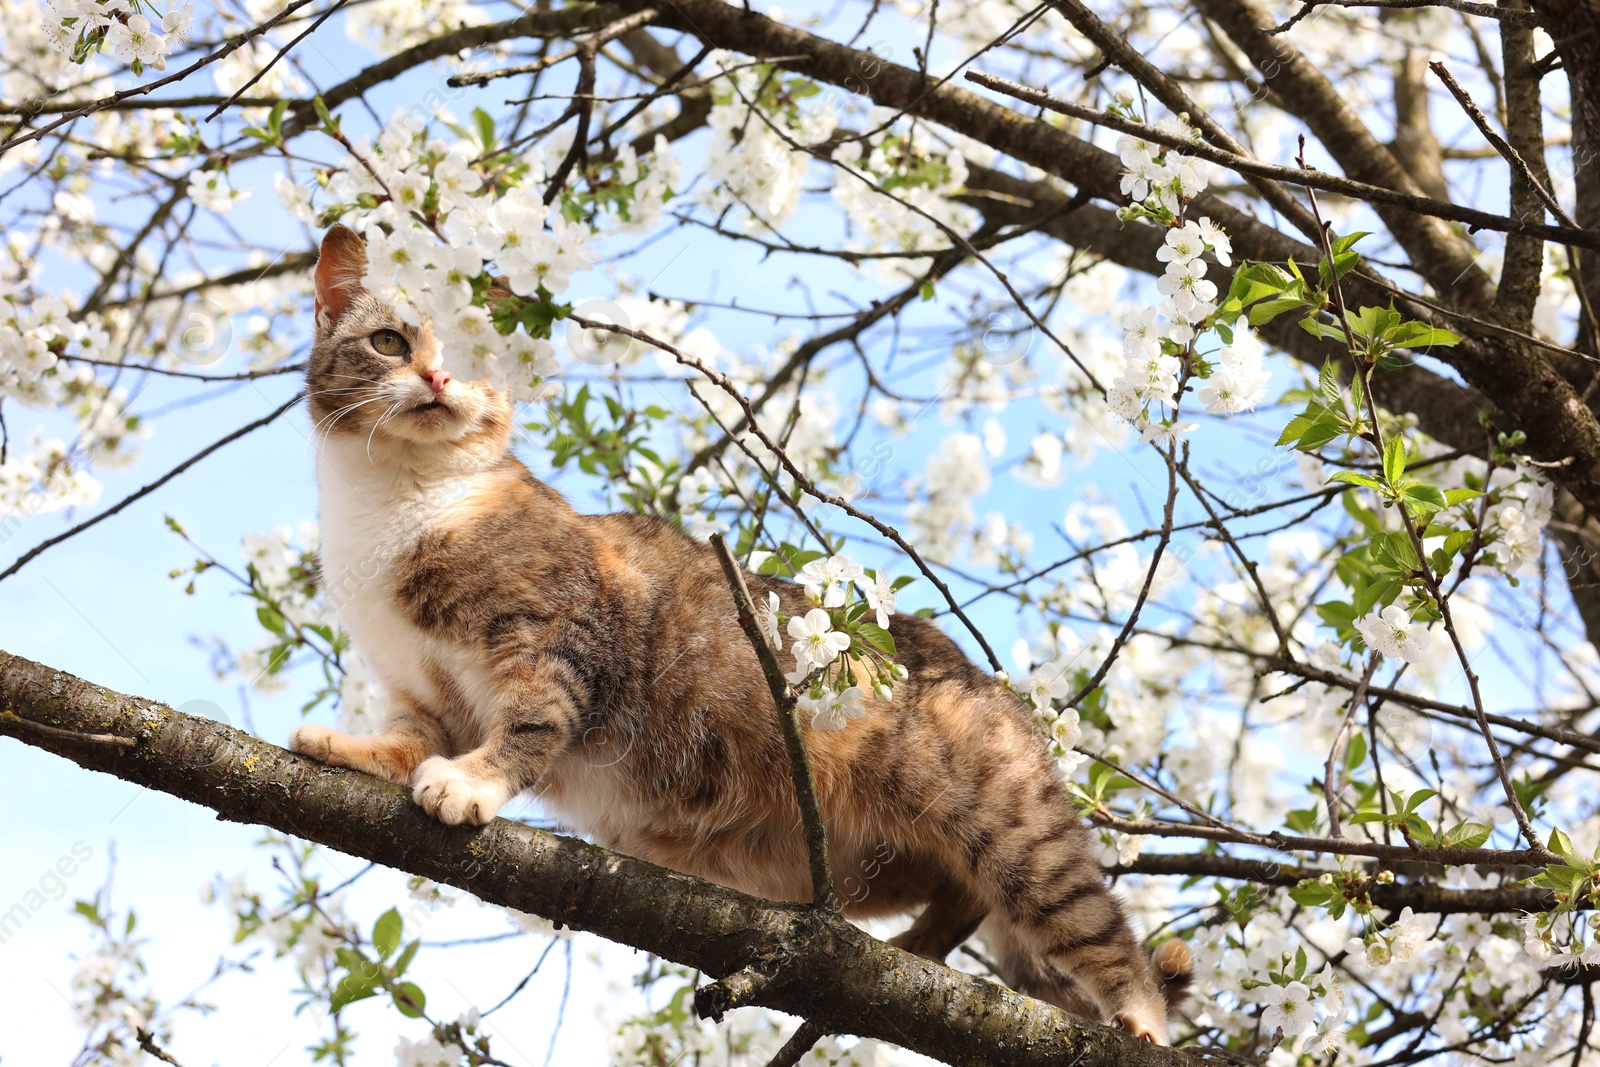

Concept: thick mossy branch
[[0, 649, 1211, 1067]]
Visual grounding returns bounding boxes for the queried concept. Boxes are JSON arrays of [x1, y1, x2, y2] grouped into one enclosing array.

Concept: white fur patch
[[315, 437, 502, 746], [413, 756, 511, 826]]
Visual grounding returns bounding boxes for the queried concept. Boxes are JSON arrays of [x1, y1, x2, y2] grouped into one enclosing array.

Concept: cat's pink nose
[[422, 368, 452, 395]]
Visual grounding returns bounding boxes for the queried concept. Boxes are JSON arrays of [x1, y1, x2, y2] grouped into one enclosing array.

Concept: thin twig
[[204, 0, 352, 120], [1293, 157, 1557, 862], [59, 355, 307, 382], [0, 711, 136, 748], [448, 46, 581, 88], [579, 315, 1004, 672], [1064, 437, 1182, 709], [962, 69, 1600, 252], [0, 0, 326, 155], [1427, 60, 1579, 230], [1323, 655, 1380, 838], [1090, 809, 1549, 866], [135, 1029, 185, 1066], [708, 532, 838, 911], [1034, 0, 1327, 249], [765, 1020, 829, 1067], [1263, 0, 1536, 34], [0, 393, 304, 585]]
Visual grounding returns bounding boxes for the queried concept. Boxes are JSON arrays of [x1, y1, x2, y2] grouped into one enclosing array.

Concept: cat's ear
[[315, 225, 367, 328]]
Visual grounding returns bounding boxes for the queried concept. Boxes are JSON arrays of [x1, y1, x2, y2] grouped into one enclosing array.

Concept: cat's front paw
[[412, 757, 511, 826], [290, 724, 347, 767]]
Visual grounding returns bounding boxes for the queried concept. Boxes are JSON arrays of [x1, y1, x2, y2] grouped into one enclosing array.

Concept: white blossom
[[1256, 980, 1314, 1035], [787, 608, 851, 679], [1354, 605, 1432, 662]]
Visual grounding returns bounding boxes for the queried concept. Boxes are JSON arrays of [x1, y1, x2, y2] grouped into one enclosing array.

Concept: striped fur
[[291, 226, 1191, 1042]]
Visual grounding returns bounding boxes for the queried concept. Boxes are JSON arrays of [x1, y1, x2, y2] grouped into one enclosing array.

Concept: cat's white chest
[[315, 447, 498, 740]]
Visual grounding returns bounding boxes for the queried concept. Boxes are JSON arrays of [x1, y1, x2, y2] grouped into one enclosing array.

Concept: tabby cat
[[290, 225, 1193, 1042]]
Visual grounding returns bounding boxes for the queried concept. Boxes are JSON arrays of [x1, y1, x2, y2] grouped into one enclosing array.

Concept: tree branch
[[961, 70, 1599, 251], [0, 649, 1218, 1067]]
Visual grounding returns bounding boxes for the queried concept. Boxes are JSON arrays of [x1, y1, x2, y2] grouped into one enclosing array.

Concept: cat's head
[[308, 225, 511, 461]]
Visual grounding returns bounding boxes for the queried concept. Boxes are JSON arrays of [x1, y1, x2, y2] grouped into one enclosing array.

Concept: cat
[[289, 224, 1193, 1043]]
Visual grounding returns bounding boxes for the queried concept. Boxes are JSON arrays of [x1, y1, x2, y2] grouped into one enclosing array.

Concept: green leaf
[[1250, 295, 1310, 326], [1373, 531, 1420, 571], [1087, 761, 1138, 799], [1549, 828, 1580, 863], [1444, 488, 1485, 507], [1328, 470, 1383, 489], [1404, 788, 1439, 813], [1344, 730, 1368, 773], [1275, 412, 1315, 448], [256, 605, 287, 636], [1331, 231, 1371, 256], [1349, 305, 1402, 343], [1353, 576, 1403, 617], [1389, 321, 1461, 351], [1284, 807, 1320, 834], [1383, 435, 1406, 486], [854, 622, 896, 656], [330, 969, 380, 1013], [393, 981, 427, 1019], [1296, 409, 1348, 451], [311, 95, 337, 132], [1443, 822, 1493, 849], [1318, 359, 1342, 408], [1398, 483, 1448, 514], [393, 939, 420, 977], [1528, 863, 1588, 890], [372, 908, 402, 960], [472, 107, 496, 151], [1298, 316, 1348, 342], [1289, 881, 1333, 907]]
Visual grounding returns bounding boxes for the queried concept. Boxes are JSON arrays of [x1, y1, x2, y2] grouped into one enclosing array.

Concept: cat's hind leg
[[888, 880, 988, 963]]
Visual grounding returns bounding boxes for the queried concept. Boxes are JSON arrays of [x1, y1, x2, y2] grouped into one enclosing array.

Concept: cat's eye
[[370, 329, 410, 359]]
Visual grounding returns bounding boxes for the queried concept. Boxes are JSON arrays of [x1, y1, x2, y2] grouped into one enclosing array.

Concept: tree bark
[[1, 649, 1215, 1067]]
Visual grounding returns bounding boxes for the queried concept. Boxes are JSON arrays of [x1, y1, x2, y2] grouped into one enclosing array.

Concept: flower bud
[[993, 671, 1009, 685], [890, 663, 909, 681], [1319, 873, 1335, 886], [874, 683, 893, 701], [1376, 870, 1395, 884]]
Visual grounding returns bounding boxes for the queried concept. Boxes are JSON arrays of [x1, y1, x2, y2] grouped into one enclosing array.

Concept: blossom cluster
[[750, 553, 906, 731], [41, 0, 194, 70], [1104, 119, 1269, 444], [294, 112, 681, 402]]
